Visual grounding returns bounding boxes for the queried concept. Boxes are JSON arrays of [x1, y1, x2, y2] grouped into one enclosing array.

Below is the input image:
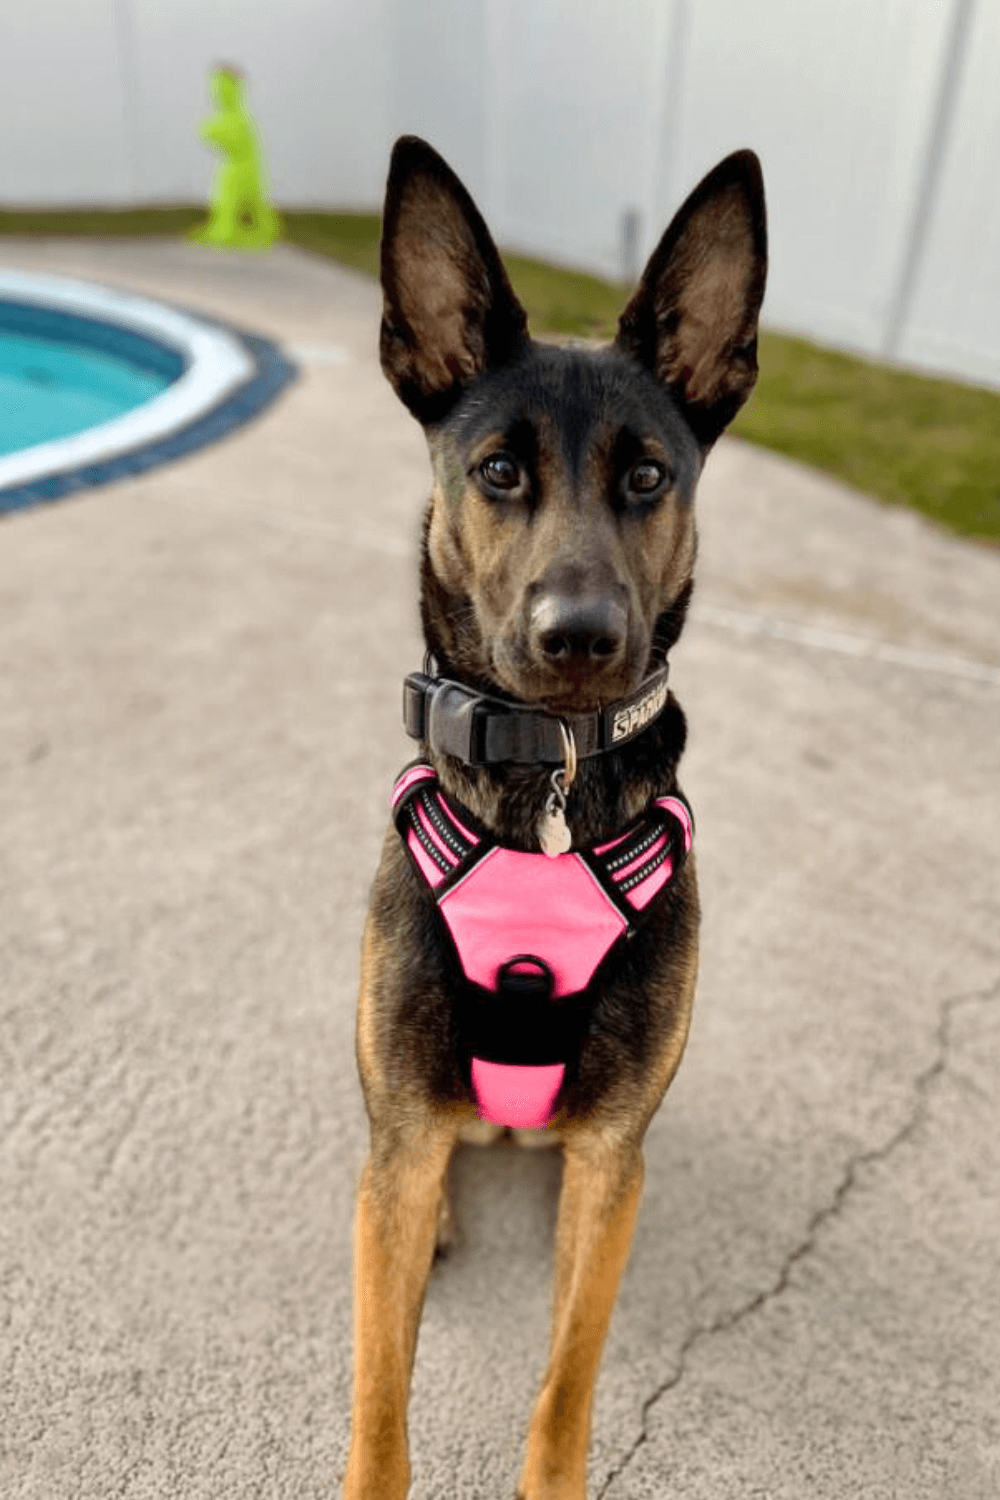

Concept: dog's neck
[[417, 660, 688, 851]]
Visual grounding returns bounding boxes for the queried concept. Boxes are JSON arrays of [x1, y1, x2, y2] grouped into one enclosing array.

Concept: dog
[[344, 135, 766, 1500]]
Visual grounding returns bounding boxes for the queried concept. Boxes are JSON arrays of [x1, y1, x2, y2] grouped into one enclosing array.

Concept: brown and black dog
[[345, 136, 766, 1500]]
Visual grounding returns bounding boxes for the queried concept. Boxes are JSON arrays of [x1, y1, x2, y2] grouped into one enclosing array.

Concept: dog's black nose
[[530, 594, 627, 666]]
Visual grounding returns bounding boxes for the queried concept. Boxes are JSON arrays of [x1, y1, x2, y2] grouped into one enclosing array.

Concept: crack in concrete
[[597, 972, 1000, 1499]]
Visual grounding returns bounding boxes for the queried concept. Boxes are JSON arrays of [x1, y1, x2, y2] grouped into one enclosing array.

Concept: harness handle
[[496, 955, 554, 1002]]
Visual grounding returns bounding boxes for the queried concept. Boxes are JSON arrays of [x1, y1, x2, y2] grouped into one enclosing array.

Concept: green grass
[[281, 210, 383, 278], [0, 205, 207, 238], [733, 332, 1000, 545], [4, 204, 999, 544], [501, 252, 627, 341]]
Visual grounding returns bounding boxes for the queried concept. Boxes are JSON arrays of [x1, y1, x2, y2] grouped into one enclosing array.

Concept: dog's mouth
[[479, 578, 655, 716], [489, 645, 646, 718]]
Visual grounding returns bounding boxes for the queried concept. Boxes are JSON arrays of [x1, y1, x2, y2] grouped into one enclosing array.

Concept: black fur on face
[[378, 135, 766, 841], [420, 341, 702, 712], [380, 136, 766, 706]]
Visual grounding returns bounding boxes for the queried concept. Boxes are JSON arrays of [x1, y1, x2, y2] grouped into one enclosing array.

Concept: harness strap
[[389, 763, 693, 1128], [392, 766, 484, 891], [391, 764, 692, 920]]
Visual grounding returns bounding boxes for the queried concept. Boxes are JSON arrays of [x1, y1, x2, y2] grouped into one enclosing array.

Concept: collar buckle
[[403, 661, 670, 767]]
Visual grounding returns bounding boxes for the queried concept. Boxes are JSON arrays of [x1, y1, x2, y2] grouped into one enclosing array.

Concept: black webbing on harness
[[392, 769, 693, 1075], [393, 769, 692, 927]]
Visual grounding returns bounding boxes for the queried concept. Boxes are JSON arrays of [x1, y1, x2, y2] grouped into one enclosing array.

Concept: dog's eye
[[479, 452, 521, 492], [628, 460, 667, 496]]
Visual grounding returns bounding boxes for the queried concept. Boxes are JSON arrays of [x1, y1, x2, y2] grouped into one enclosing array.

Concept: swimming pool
[[0, 270, 298, 514], [0, 303, 183, 456]]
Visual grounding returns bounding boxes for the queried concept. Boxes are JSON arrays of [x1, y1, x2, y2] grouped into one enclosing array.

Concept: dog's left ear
[[616, 151, 767, 448], [379, 136, 529, 423]]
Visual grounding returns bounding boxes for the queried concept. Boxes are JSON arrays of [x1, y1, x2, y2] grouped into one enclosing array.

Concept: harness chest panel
[[442, 848, 627, 998], [391, 763, 693, 1129]]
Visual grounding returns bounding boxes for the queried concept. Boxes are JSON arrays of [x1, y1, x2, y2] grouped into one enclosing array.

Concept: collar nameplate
[[611, 676, 670, 742]]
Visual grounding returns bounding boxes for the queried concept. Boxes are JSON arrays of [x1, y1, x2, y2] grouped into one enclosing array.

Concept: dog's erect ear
[[616, 151, 767, 448], [379, 136, 529, 423]]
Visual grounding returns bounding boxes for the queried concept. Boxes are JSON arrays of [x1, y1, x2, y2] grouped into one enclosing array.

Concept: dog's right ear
[[379, 136, 529, 423]]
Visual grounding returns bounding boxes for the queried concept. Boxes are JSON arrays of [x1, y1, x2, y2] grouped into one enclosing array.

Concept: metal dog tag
[[538, 802, 572, 857], [538, 734, 575, 857]]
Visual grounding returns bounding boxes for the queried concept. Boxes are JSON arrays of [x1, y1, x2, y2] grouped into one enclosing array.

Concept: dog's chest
[[389, 762, 693, 1127]]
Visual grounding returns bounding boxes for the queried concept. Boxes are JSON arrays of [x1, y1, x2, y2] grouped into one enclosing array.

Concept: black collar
[[402, 658, 671, 767]]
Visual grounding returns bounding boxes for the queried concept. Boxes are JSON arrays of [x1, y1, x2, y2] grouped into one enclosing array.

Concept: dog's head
[[379, 136, 766, 714]]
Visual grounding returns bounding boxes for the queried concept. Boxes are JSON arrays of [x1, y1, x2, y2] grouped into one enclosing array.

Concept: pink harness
[[391, 764, 693, 1129]]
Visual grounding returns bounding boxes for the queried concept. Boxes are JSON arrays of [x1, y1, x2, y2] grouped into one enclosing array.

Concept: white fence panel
[[0, 0, 996, 388], [899, 0, 1000, 388], [673, 0, 955, 358], [480, 0, 669, 280], [385, 0, 491, 216], [2, 0, 133, 204], [126, 0, 393, 210]]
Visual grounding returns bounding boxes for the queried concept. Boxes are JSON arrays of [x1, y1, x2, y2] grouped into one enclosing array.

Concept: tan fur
[[344, 1118, 457, 1500], [348, 134, 764, 1500], [518, 1142, 645, 1500], [348, 422, 700, 1497], [354, 921, 381, 1095], [348, 889, 699, 1500], [428, 417, 699, 720]]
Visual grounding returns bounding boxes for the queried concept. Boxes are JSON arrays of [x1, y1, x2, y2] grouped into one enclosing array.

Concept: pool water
[[0, 331, 175, 455], [0, 273, 295, 515], [0, 300, 184, 458]]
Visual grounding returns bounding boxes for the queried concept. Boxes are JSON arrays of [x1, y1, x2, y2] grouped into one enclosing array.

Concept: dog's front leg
[[343, 1118, 456, 1500], [518, 1133, 645, 1500]]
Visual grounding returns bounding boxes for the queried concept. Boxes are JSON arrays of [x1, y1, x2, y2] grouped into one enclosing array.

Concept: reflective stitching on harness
[[604, 818, 667, 872], [418, 787, 473, 859], [390, 762, 693, 1129], [616, 837, 673, 892], [392, 764, 691, 952], [410, 801, 454, 874]]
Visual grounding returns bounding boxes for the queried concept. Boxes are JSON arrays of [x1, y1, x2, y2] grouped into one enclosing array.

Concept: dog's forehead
[[446, 344, 699, 479]]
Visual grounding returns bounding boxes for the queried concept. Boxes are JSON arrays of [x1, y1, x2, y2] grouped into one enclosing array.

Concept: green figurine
[[189, 66, 281, 250]]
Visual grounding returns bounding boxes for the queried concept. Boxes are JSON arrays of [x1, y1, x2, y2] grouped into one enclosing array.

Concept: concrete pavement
[[1, 237, 998, 1499]]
